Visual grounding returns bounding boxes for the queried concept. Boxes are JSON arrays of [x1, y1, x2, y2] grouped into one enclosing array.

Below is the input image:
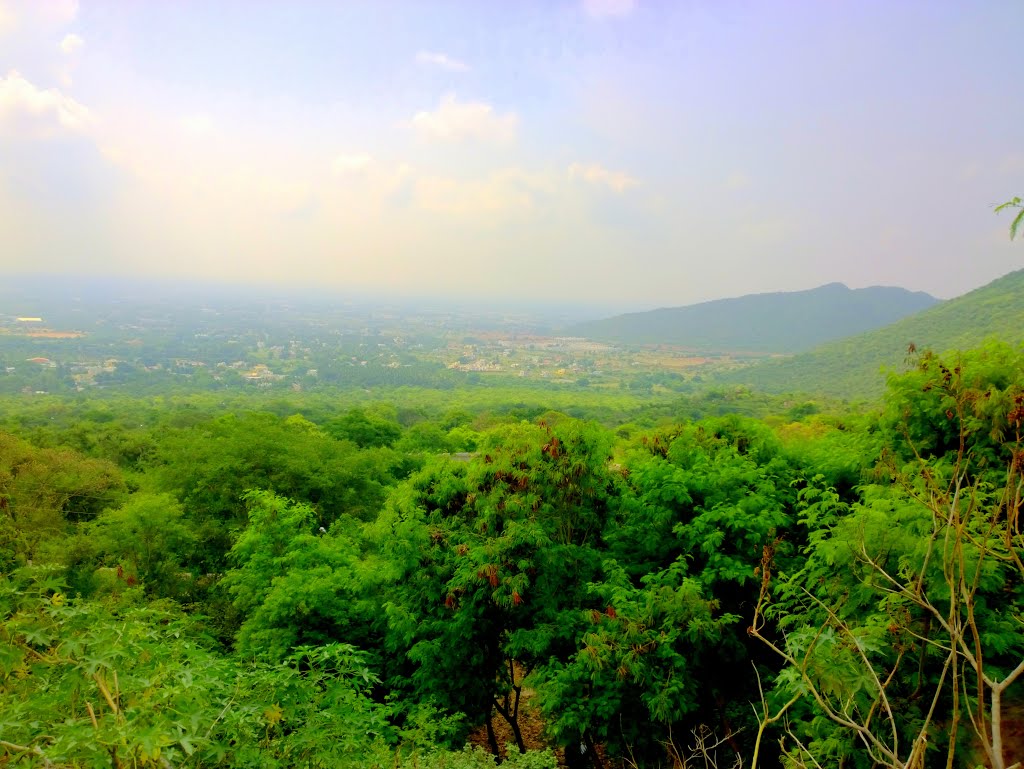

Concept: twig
[[94, 672, 120, 717], [0, 739, 55, 768]]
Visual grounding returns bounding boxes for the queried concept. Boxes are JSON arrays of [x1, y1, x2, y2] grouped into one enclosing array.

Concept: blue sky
[[1, 0, 1021, 309]]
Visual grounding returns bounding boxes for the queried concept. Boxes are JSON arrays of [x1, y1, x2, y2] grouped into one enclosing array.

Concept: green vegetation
[[996, 196, 1023, 240], [569, 283, 937, 353], [3, 255, 1024, 767], [2, 333, 1023, 767], [721, 268, 1024, 398]]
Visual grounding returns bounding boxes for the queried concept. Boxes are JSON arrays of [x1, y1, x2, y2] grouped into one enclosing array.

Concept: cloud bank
[[412, 94, 518, 144]]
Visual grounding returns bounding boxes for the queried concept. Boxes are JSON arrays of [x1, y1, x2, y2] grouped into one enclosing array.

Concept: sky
[[0, 0, 1022, 310]]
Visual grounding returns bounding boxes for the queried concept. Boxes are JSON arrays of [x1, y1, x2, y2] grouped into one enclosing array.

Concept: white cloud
[[332, 152, 373, 174], [582, 0, 636, 19], [412, 94, 518, 144], [568, 162, 638, 192], [0, 70, 92, 137], [59, 32, 83, 54], [416, 50, 469, 72]]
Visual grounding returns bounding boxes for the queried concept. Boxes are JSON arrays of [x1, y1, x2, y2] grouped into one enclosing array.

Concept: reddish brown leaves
[[477, 564, 499, 587], [1008, 394, 1024, 427]]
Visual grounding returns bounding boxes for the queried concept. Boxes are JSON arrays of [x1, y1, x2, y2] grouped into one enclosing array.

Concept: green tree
[[0, 565, 389, 768], [0, 432, 126, 566], [222, 490, 378, 661], [750, 346, 1024, 768], [84, 492, 196, 598], [586, 417, 798, 763], [325, 407, 403, 448], [396, 421, 455, 454], [534, 560, 736, 762], [152, 411, 402, 573], [374, 419, 623, 756]]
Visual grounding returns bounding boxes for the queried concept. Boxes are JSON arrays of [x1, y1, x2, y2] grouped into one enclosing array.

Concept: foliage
[[374, 419, 624, 752], [0, 566, 389, 768], [396, 745, 557, 769], [325, 407, 404, 448], [222, 490, 379, 661], [750, 346, 1024, 768], [0, 431, 126, 567], [995, 195, 1023, 240], [148, 411, 406, 578], [585, 416, 799, 761], [534, 561, 735, 759], [153, 411, 401, 526], [2, 332, 1023, 767], [882, 341, 1024, 474], [74, 492, 197, 599], [776, 413, 882, 496]]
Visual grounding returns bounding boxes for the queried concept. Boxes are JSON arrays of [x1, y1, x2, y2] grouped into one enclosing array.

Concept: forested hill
[[720, 267, 1024, 399], [569, 282, 938, 352]]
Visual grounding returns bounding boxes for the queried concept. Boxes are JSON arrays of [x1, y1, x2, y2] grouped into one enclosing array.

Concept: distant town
[[0, 290, 743, 397]]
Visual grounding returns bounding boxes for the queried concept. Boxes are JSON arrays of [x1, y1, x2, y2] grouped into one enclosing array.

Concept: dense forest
[[2, 337, 1023, 767], [3, 0, 1022, 762]]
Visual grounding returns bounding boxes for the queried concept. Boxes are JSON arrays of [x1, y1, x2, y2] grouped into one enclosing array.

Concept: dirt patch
[[961, 695, 1024, 766], [466, 683, 618, 768], [467, 691, 552, 759]]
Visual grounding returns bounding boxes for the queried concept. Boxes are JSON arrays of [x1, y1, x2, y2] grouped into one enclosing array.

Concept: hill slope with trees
[[569, 283, 938, 352], [719, 268, 1024, 398]]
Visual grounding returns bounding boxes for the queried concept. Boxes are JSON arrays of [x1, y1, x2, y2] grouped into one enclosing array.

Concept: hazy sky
[[1, 0, 1021, 309]]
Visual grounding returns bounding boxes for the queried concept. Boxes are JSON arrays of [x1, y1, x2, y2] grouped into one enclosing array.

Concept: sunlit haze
[[1, 0, 1021, 309]]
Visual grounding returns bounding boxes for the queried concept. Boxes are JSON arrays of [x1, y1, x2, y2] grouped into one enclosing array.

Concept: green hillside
[[569, 283, 938, 353], [720, 268, 1024, 399]]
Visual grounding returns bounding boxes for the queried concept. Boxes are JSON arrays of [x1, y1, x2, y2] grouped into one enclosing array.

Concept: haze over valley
[[2, 0, 1021, 306]]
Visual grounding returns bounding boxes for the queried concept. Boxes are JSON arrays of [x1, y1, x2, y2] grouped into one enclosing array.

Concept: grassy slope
[[569, 283, 937, 353], [718, 269, 1024, 399]]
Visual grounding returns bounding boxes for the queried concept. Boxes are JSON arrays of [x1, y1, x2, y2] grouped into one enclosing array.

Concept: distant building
[[16, 317, 43, 323], [243, 364, 283, 382]]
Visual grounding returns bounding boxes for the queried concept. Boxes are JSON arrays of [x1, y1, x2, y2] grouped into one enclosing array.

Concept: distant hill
[[570, 283, 938, 353], [719, 268, 1024, 399]]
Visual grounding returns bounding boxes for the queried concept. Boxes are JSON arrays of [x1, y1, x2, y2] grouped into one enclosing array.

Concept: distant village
[[0, 297, 737, 397]]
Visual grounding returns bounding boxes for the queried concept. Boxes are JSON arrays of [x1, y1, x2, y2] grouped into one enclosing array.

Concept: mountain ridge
[[718, 268, 1024, 399], [570, 282, 939, 353]]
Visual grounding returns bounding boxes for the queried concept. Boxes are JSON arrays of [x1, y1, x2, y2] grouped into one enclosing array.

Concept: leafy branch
[[995, 197, 1023, 240]]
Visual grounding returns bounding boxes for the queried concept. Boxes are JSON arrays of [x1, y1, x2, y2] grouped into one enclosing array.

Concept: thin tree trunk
[[991, 687, 1004, 769], [485, 709, 501, 758], [493, 695, 526, 753], [584, 733, 604, 769]]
